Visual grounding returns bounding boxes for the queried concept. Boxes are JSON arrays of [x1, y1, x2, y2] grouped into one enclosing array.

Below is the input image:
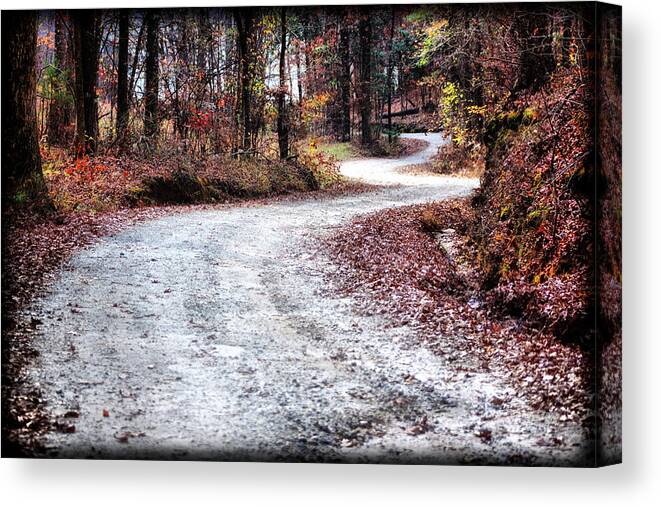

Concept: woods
[[2, 5, 621, 189], [5, 6, 482, 185], [2, 4, 621, 464], [2, 6, 474, 214]]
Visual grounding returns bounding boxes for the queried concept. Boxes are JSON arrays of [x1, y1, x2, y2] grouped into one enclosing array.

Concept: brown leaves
[[475, 428, 493, 443], [406, 416, 432, 436], [55, 421, 76, 433], [323, 198, 590, 423], [2, 205, 172, 454], [114, 431, 145, 443]]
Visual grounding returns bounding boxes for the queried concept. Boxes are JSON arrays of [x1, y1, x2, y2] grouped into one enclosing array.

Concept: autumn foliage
[[2, 4, 620, 460], [324, 200, 590, 421]]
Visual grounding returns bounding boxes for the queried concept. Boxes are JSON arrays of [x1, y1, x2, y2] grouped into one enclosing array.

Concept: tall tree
[[47, 13, 73, 146], [337, 14, 351, 142], [358, 14, 372, 146], [1, 11, 50, 205], [174, 15, 190, 143], [196, 9, 211, 108], [72, 10, 101, 154], [276, 7, 289, 159], [234, 8, 254, 153], [144, 11, 160, 139], [386, 7, 396, 144], [116, 9, 130, 146]]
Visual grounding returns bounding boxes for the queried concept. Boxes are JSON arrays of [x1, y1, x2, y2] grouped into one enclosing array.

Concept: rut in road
[[28, 133, 589, 464]]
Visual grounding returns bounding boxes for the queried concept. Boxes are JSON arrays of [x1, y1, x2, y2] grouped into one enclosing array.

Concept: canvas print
[[1, 2, 621, 466]]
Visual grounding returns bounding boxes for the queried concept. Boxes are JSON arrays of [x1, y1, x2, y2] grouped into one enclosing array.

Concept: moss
[[526, 207, 549, 227], [523, 107, 538, 124], [13, 191, 29, 205], [486, 108, 539, 151]]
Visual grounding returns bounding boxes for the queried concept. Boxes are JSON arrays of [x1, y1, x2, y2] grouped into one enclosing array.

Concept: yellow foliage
[[467, 105, 487, 116]]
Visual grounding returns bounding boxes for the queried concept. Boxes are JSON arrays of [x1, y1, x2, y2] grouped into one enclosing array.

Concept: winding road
[[29, 133, 588, 464]]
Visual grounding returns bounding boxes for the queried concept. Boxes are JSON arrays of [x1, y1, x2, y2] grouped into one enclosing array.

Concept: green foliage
[[437, 81, 473, 147], [38, 62, 73, 105], [441, 81, 461, 110], [522, 107, 538, 123], [13, 191, 28, 205]]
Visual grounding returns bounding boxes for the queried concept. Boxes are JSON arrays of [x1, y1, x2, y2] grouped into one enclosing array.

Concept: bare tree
[[276, 7, 289, 159], [116, 9, 130, 146], [234, 8, 255, 153], [144, 11, 160, 139], [48, 12, 73, 146], [337, 13, 351, 142]]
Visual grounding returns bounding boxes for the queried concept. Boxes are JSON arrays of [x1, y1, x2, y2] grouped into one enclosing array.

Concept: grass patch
[[317, 136, 428, 162], [317, 142, 360, 161]]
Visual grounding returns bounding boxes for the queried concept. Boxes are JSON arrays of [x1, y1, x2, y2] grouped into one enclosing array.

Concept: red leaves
[[467, 64, 594, 346], [475, 428, 493, 443], [64, 154, 111, 179], [188, 108, 213, 132]]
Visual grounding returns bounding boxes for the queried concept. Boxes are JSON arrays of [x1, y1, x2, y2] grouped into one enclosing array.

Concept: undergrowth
[[41, 148, 341, 213]]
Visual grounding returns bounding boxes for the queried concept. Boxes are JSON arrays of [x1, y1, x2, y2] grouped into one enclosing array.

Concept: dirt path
[[27, 133, 588, 464]]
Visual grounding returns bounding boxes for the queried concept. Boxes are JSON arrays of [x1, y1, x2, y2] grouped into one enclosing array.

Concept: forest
[[2, 3, 621, 465]]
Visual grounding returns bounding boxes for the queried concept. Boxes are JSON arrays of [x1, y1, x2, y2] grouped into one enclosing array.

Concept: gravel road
[[28, 133, 589, 464]]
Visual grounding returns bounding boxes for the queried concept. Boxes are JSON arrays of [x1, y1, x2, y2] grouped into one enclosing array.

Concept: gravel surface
[[27, 133, 589, 464]]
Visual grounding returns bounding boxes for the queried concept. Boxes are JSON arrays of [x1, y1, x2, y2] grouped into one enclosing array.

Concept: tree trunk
[[1, 11, 51, 206], [128, 17, 146, 103], [144, 11, 159, 139], [560, 14, 572, 67], [116, 10, 129, 146], [358, 15, 372, 146], [174, 16, 189, 143], [276, 8, 289, 160], [48, 13, 73, 146], [196, 9, 211, 108], [386, 7, 395, 144], [338, 17, 351, 142], [234, 9, 254, 153], [72, 10, 100, 154], [295, 46, 303, 104]]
